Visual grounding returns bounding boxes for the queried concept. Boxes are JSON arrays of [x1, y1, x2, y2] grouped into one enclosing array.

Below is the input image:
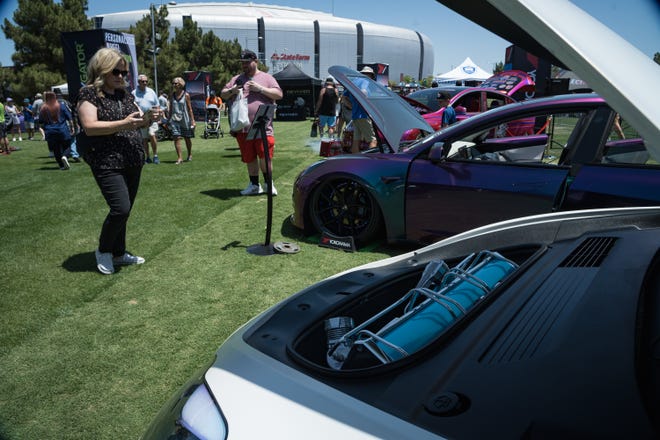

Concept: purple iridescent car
[[291, 70, 657, 247]]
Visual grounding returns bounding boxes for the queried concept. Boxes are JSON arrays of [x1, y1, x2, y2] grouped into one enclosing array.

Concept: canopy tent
[[51, 83, 69, 96], [435, 57, 491, 85], [273, 63, 322, 120]]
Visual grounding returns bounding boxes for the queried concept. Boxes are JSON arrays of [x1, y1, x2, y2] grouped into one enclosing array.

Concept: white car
[[141, 1, 660, 438]]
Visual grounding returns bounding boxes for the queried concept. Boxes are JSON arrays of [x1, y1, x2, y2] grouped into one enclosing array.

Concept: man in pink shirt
[[221, 50, 283, 196]]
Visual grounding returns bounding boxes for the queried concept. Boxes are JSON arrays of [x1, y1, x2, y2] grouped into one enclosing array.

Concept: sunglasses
[[172, 82, 181, 86], [138, 80, 148, 83], [111, 69, 129, 77]]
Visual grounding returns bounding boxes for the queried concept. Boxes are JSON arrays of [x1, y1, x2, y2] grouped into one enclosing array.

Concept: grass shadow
[[62, 252, 135, 274], [62, 251, 98, 273], [200, 188, 239, 200], [220, 240, 247, 250]]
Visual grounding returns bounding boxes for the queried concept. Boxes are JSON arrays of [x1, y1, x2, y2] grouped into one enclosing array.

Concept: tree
[[654, 52, 660, 65], [127, 5, 175, 94], [1, 0, 92, 98], [168, 16, 244, 92], [126, 9, 244, 94], [492, 61, 504, 74]]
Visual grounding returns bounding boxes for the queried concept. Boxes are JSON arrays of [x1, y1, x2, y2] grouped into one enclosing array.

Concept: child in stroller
[[204, 91, 224, 138]]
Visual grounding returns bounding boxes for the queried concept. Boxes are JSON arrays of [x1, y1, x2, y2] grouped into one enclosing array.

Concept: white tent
[[436, 57, 491, 85], [51, 83, 68, 96]]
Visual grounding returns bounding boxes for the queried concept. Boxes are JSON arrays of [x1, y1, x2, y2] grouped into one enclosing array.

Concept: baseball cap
[[35, 93, 42, 98], [325, 76, 335, 84], [240, 50, 257, 61], [360, 66, 375, 76], [24, 98, 30, 103], [7, 97, 13, 101]]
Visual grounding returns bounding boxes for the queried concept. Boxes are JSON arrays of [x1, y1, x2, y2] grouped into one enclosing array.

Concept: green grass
[[0, 120, 409, 439]]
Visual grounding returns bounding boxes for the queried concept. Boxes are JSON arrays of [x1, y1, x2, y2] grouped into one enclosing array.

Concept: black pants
[[92, 167, 142, 257], [47, 138, 71, 168]]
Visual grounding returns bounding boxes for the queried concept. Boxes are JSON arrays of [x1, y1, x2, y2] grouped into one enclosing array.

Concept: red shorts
[[235, 132, 275, 163]]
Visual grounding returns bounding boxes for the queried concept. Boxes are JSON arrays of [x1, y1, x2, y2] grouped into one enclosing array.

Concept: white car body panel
[[206, 339, 446, 439]]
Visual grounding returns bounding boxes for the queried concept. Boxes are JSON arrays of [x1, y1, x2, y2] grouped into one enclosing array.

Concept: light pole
[[150, 2, 176, 94], [150, 4, 158, 94]]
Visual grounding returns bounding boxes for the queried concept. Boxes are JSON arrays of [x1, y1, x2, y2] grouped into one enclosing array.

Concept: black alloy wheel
[[310, 178, 382, 244]]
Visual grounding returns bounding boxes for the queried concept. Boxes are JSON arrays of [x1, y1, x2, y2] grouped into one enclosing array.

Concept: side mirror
[[429, 142, 448, 162]]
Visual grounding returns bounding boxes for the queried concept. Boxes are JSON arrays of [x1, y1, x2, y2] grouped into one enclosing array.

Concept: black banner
[[183, 71, 212, 122], [61, 29, 138, 101], [503, 45, 551, 99]]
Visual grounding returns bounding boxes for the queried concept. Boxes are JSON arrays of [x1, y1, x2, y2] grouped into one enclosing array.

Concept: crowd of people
[[1, 50, 393, 274]]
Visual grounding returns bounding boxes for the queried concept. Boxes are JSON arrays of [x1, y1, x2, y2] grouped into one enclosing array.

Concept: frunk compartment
[[291, 246, 540, 373], [291, 268, 424, 369]]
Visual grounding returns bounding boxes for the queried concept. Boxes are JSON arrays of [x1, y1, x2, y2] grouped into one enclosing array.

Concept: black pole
[[246, 105, 277, 256], [260, 120, 273, 245]]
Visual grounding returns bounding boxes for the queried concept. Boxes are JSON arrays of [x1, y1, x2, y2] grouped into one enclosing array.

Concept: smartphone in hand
[[142, 109, 154, 122]]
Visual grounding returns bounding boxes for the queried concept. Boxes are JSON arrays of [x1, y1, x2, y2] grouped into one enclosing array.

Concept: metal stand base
[[247, 243, 276, 256], [247, 241, 300, 256]]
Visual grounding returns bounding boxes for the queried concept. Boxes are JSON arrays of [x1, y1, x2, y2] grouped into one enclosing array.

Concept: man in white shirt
[[132, 74, 161, 164]]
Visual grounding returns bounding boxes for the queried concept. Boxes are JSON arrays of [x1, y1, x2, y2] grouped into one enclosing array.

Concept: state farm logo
[[270, 53, 311, 61], [463, 66, 476, 74]]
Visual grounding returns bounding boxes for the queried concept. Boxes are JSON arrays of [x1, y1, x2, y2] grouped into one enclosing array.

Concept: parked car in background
[[142, 0, 660, 439], [402, 70, 535, 141], [405, 86, 468, 112]]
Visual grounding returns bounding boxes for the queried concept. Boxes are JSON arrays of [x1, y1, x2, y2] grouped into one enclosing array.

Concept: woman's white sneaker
[[112, 253, 145, 266], [95, 249, 115, 275]]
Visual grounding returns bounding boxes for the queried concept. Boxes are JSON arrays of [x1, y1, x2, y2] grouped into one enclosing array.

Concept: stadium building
[[92, 2, 435, 82]]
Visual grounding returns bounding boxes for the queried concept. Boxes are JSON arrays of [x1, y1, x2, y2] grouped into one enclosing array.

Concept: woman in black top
[[77, 47, 158, 275]]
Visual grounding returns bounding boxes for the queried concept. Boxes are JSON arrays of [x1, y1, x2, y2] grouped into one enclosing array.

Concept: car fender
[[301, 156, 411, 241]]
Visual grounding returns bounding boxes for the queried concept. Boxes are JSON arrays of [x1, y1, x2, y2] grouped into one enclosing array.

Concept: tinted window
[[446, 111, 588, 164]]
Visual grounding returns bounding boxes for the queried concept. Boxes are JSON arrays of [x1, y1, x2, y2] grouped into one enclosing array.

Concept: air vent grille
[[559, 236, 617, 268]]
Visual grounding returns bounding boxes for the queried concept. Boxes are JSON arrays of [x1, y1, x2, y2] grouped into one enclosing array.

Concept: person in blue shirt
[[347, 66, 378, 153], [132, 74, 161, 164], [438, 91, 457, 127], [39, 91, 74, 170], [22, 98, 35, 140]]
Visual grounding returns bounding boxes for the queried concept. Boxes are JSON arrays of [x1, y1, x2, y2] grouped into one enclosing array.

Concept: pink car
[[402, 70, 536, 141]]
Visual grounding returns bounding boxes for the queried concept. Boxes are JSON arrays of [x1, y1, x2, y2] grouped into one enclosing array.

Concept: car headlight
[[141, 360, 227, 440]]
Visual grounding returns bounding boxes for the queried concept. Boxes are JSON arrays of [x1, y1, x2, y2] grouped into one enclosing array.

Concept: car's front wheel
[[310, 178, 382, 245]]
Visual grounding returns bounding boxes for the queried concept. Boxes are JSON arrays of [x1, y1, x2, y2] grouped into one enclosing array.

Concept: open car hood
[[437, 0, 660, 160], [329, 65, 432, 152]]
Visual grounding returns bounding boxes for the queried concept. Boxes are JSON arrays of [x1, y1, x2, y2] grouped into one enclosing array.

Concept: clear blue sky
[[0, 0, 658, 75]]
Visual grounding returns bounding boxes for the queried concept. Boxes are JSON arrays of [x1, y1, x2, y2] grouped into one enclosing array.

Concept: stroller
[[156, 119, 173, 142], [203, 104, 224, 138]]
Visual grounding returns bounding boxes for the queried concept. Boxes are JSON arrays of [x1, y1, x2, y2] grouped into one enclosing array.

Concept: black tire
[[309, 177, 382, 245]]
